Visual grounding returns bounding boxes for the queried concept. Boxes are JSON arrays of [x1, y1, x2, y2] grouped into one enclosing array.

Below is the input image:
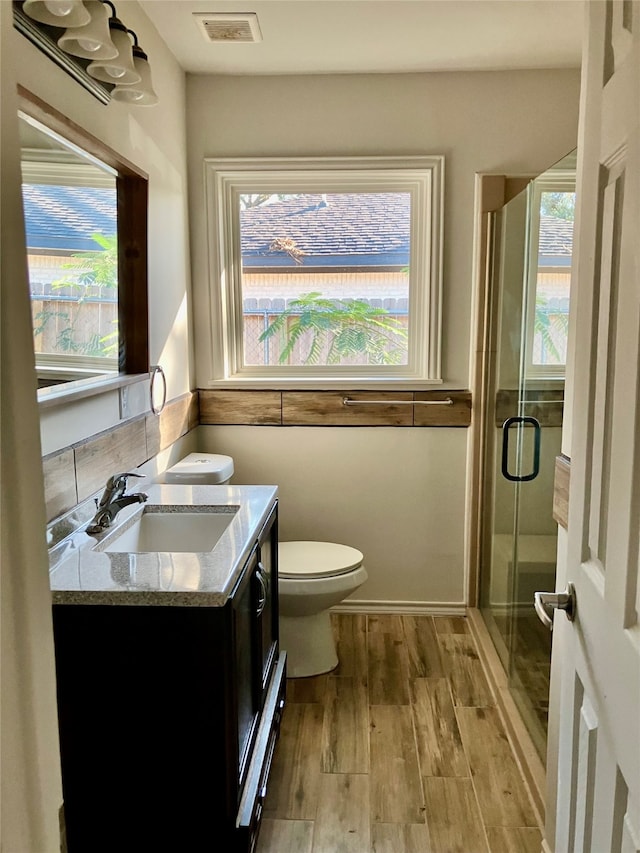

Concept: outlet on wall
[[119, 386, 129, 419]]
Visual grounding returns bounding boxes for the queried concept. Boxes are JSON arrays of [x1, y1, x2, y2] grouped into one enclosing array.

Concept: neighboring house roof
[[240, 192, 411, 268], [538, 215, 574, 267], [22, 184, 116, 253], [241, 194, 575, 270], [20, 184, 574, 271]]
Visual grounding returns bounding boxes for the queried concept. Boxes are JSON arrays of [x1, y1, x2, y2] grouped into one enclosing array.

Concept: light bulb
[[103, 65, 126, 79], [111, 48, 158, 106], [24, 0, 90, 27], [117, 89, 145, 103], [78, 37, 102, 52], [44, 1, 75, 15]]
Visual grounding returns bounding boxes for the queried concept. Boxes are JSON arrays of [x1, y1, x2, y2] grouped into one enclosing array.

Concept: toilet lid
[[165, 453, 234, 484], [278, 541, 364, 579]]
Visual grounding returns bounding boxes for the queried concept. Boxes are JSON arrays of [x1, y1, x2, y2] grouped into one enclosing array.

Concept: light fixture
[[31, 0, 158, 106], [22, 0, 91, 28], [57, 0, 116, 59], [86, 13, 140, 85], [111, 37, 158, 106]]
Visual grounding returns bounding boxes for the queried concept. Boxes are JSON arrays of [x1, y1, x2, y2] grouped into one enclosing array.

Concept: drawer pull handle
[[256, 569, 268, 617], [257, 562, 270, 591]]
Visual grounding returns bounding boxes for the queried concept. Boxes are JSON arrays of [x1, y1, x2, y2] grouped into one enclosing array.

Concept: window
[[524, 167, 575, 379], [205, 157, 444, 386], [18, 90, 149, 405]]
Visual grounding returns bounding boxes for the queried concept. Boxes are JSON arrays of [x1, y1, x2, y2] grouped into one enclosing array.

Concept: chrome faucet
[[86, 472, 148, 535]]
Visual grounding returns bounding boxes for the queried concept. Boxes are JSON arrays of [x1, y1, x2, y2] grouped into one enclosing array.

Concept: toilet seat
[[278, 541, 364, 580]]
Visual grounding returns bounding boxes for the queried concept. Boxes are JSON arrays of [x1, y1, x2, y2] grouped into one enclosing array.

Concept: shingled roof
[[21, 185, 574, 270], [241, 193, 575, 269], [22, 184, 116, 253], [538, 215, 574, 267], [240, 192, 411, 268]]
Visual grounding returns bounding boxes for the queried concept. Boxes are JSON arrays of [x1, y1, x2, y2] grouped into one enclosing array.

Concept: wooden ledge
[[198, 389, 472, 427], [553, 455, 570, 530]]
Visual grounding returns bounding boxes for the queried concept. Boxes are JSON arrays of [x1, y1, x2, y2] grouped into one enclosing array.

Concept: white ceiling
[[137, 0, 584, 77]]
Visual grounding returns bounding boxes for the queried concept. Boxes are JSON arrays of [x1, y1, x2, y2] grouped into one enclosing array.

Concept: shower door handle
[[501, 416, 541, 482], [534, 583, 576, 631]]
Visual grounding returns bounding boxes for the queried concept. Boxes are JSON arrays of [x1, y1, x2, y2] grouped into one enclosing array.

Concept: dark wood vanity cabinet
[[53, 501, 284, 853]]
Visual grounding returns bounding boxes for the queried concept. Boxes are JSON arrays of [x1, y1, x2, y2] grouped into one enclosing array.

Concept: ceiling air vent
[[193, 13, 262, 43]]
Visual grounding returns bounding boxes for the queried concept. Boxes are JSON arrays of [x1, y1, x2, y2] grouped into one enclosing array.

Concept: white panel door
[[548, 1, 640, 851]]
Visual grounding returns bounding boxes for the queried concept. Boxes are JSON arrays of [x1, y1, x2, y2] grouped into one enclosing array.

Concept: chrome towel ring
[[150, 364, 166, 415]]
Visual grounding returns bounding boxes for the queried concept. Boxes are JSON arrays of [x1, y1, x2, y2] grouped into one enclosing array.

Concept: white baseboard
[[331, 600, 467, 616]]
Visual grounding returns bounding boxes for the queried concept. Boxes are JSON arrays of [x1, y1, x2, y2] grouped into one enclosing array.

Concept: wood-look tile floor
[[494, 612, 551, 738], [257, 614, 542, 853]]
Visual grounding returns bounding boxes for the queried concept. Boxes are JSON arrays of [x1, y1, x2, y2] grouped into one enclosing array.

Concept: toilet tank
[[164, 453, 234, 485]]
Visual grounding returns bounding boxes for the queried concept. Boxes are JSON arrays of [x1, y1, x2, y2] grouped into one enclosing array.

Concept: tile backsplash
[[42, 392, 198, 523]]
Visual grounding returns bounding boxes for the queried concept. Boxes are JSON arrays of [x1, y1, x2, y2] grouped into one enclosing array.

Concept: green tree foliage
[[539, 192, 575, 221], [259, 292, 408, 366], [535, 295, 569, 364], [37, 233, 118, 357], [56, 232, 117, 289]]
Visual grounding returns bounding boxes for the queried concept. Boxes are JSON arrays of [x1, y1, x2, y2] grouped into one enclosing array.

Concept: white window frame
[[204, 156, 444, 387], [524, 172, 575, 381]]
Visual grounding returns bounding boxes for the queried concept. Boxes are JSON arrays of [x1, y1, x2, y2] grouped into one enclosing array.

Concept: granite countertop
[[49, 484, 278, 607]]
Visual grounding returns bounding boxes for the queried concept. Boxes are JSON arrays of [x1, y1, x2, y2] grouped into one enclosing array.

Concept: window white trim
[[19, 112, 117, 180], [204, 156, 444, 387], [35, 353, 118, 374], [21, 154, 116, 188], [524, 171, 575, 381]]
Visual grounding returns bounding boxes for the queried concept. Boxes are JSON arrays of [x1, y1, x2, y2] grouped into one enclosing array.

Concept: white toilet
[[278, 541, 367, 678], [164, 454, 367, 678]]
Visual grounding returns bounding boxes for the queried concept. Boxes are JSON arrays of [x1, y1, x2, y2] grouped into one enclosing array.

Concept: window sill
[[202, 377, 445, 392], [38, 373, 149, 410]]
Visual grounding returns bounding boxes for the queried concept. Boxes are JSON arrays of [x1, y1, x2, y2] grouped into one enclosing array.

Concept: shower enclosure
[[479, 152, 576, 761]]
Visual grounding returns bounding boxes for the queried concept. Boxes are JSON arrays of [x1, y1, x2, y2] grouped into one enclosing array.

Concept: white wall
[[1, 4, 63, 847], [200, 425, 469, 605], [187, 70, 580, 389], [187, 70, 580, 605], [1, 3, 191, 847]]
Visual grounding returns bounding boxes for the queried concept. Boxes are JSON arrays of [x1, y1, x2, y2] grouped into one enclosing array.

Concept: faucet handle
[[106, 472, 144, 489]]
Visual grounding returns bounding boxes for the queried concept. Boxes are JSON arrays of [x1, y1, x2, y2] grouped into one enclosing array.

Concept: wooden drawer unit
[[53, 501, 284, 852]]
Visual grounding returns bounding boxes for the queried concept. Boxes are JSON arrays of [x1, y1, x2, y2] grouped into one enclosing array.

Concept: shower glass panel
[[480, 151, 575, 763], [480, 190, 530, 674]]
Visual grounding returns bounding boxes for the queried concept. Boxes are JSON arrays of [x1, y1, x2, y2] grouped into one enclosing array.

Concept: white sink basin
[[102, 510, 235, 553]]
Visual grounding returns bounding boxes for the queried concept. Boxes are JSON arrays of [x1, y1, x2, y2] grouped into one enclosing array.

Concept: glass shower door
[[480, 151, 575, 762], [508, 165, 574, 758], [480, 188, 530, 675]]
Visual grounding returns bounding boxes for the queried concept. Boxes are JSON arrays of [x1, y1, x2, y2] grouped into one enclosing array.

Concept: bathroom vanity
[[49, 485, 284, 852]]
